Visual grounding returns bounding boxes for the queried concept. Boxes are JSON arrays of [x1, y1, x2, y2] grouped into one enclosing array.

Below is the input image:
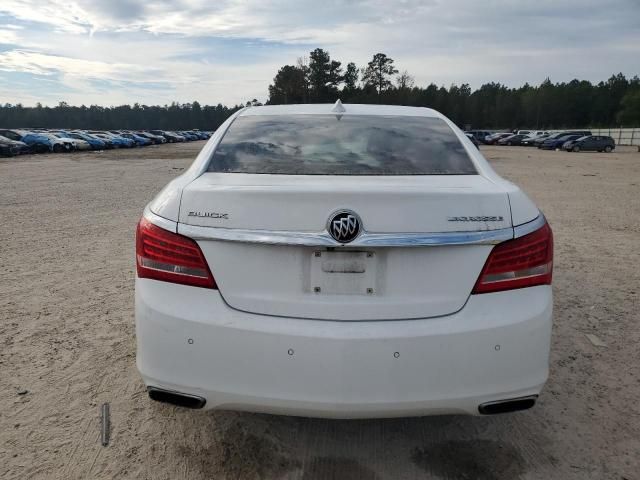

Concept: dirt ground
[[1, 142, 639, 480]]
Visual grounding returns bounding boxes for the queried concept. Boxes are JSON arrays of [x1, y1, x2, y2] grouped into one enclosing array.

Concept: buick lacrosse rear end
[[135, 103, 553, 418]]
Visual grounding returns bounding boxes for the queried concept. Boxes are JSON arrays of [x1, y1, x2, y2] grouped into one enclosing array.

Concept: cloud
[[0, 49, 159, 80], [0, 0, 638, 105], [0, 47, 279, 106], [0, 29, 20, 45]]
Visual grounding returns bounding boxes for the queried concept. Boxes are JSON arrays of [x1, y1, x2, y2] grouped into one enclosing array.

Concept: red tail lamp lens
[[473, 222, 553, 294], [136, 218, 216, 289]]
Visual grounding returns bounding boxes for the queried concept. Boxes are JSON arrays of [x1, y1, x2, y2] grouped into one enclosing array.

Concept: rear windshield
[[207, 115, 477, 175]]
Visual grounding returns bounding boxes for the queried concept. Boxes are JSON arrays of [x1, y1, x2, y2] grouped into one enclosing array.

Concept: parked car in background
[[0, 129, 23, 142], [0, 134, 30, 156], [484, 132, 512, 145], [497, 134, 529, 146], [0, 136, 20, 157], [525, 131, 548, 137], [69, 131, 110, 150], [50, 132, 92, 151], [540, 134, 583, 150], [119, 132, 152, 146], [179, 131, 199, 141], [40, 133, 76, 152], [0, 129, 71, 153], [534, 131, 591, 148], [562, 135, 615, 153], [168, 131, 187, 142], [89, 131, 135, 148], [150, 130, 183, 143], [522, 134, 550, 146], [0, 128, 210, 154], [137, 132, 166, 144], [0, 129, 42, 153], [185, 130, 202, 140], [149, 132, 169, 143], [188, 130, 211, 140]]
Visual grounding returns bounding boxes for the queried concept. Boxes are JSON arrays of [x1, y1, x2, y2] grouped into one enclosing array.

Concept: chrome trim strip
[[513, 214, 545, 238], [354, 229, 513, 246], [178, 223, 514, 247], [143, 206, 178, 233]]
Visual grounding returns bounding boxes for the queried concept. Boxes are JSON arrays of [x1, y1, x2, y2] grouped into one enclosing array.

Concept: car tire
[[604, 146, 613, 153], [572, 146, 580, 152], [507, 141, 512, 146], [53, 144, 65, 153]]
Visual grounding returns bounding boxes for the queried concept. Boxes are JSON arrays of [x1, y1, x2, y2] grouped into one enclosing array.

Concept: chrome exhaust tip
[[478, 395, 538, 415], [147, 387, 206, 409]]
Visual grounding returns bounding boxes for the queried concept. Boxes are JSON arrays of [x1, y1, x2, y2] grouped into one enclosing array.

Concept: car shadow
[[169, 408, 555, 480]]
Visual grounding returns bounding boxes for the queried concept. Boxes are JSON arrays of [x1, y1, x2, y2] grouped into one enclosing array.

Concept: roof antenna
[[332, 99, 345, 120], [331, 99, 346, 113]]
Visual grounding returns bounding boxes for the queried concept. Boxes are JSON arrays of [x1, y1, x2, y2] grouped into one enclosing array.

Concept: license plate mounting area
[[310, 250, 377, 295]]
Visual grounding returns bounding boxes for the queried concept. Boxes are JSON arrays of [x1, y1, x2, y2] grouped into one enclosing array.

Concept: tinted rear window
[[207, 115, 476, 175]]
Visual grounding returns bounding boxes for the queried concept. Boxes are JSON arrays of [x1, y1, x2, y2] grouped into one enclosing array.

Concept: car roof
[[239, 103, 442, 118]]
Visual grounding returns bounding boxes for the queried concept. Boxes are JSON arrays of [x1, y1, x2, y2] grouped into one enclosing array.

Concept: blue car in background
[[190, 130, 209, 140], [0, 129, 46, 153], [88, 131, 134, 148], [179, 131, 199, 141], [109, 135, 135, 148], [540, 134, 584, 150], [0, 129, 73, 153], [117, 132, 152, 146], [67, 131, 108, 150], [0, 128, 212, 154]]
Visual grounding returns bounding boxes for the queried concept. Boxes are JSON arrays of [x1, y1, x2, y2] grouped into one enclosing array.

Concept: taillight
[[472, 222, 553, 294], [136, 218, 216, 289]]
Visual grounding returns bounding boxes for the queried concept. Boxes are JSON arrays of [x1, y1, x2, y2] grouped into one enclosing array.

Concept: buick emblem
[[327, 210, 362, 243]]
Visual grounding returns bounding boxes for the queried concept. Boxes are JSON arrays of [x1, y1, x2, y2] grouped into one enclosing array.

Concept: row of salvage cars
[[0, 128, 211, 157], [466, 129, 616, 152]]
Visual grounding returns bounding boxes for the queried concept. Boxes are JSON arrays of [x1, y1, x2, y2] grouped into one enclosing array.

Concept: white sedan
[[135, 102, 553, 419]]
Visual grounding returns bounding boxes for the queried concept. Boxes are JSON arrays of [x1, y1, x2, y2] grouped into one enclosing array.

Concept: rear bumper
[[136, 279, 552, 419]]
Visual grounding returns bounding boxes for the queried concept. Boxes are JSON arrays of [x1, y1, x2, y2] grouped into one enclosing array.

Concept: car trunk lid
[[177, 173, 512, 320]]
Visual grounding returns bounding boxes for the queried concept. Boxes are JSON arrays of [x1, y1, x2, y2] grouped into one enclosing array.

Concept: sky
[[0, 0, 639, 107]]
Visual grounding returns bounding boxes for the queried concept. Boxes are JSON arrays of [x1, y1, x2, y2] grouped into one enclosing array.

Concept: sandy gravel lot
[[1, 142, 639, 480]]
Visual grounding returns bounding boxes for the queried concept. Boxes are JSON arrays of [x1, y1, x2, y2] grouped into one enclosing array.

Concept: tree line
[[1, 48, 639, 130], [268, 48, 640, 129], [0, 101, 242, 131]]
